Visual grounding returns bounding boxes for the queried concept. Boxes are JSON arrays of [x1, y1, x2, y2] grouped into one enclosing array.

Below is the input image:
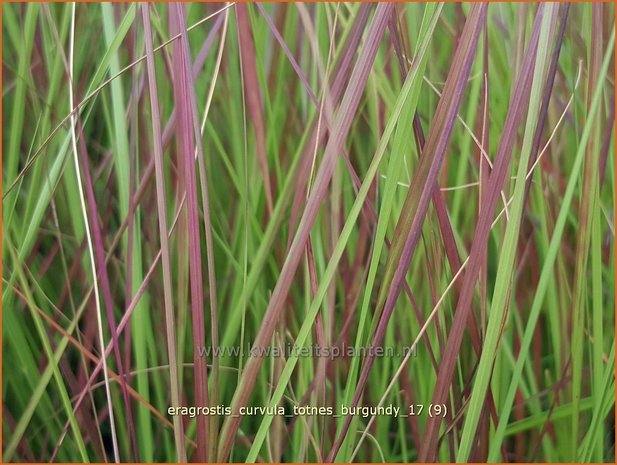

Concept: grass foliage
[[2, 2, 615, 462]]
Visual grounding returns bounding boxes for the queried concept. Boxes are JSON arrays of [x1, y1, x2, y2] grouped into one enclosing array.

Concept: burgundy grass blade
[[326, 5, 488, 461], [286, 4, 372, 251], [49, 181, 192, 461], [44, 25, 226, 456], [525, 4, 569, 202], [169, 4, 210, 462], [256, 3, 319, 107], [420, 6, 546, 460], [216, 5, 394, 460], [389, 12, 500, 455], [178, 5, 223, 458], [142, 3, 186, 461], [236, 3, 274, 216], [74, 117, 138, 460]]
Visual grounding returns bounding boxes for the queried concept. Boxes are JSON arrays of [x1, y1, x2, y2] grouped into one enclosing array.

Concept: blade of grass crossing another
[[456, 5, 557, 461], [487, 25, 616, 462], [331, 4, 487, 460], [420, 8, 546, 459], [578, 341, 616, 461], [245, 6, 442, 461], [5, 241, 89, 462], [217, 5, 394, 460], [3, 236, 91, 462], [141, 4, 186, 461], [68, 4, 120, 460], [570, 4, 606, 456], [12, 4, 136, 260], [335, 3, 444, 460]]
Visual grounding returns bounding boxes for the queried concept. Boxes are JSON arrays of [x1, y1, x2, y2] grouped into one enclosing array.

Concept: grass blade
[[141, 4, 186, 461], [420, 6, 546, 459]]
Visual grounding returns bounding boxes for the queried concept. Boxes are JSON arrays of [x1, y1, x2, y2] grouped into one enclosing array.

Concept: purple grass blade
[[389, 13, 500, 455], [49, 182, 191, 461], [178, 5, 223, 459], [326, 5, 488, 461], [44, 29, 225, 454], [256, 3, 319, 107], [525, 4, 569, 202], [258, 2, 380, 242], [216, 5, 394, 461], [265, 2, 442, 380], [236, 3, 274, 216], [286, 4, 372, 250], [74, 116, 138, 460], [141, 4, 186, 461], [169, 4, 210, 462], [419, 6, 546, 460]]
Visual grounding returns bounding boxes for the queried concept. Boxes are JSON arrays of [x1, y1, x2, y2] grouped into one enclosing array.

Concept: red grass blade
[[326, 5, 488, 461], [285, 4, 372, 250], [142, 4, 186, 461], [419, 6, 547, 460], [216, 5, 394, 460], [236, 3, 274, 216], [74, 117, 138, 460], [169, 4, 210, 461]]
